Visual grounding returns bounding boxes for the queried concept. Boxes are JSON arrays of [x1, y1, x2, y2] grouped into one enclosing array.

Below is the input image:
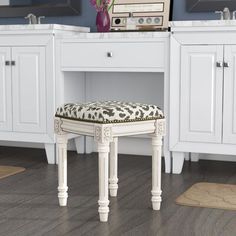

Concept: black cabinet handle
[[5, 61, 10, 66], [216, 62, 223, 68], [11, 61, 16, 66], [107, 52, 113, 58], [223, 62, 229, 68]]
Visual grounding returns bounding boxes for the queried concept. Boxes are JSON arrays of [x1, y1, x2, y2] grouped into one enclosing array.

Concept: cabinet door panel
[[180, 45, 223, 143], [0, 47, 12, 131], [12, 47, 46, 133], [223, 45, 236, 144]]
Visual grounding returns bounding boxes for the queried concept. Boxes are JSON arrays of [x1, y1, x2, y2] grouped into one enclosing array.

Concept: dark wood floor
[[0, 147, 235, 236]]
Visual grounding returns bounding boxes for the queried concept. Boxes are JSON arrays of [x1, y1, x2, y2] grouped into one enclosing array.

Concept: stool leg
[[57, 134, 68, 206], [151, 136, 162, 210], [109, 137, 118, 197], [97, 142, 110, 222]]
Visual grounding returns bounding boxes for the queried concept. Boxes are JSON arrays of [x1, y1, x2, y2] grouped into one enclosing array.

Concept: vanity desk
[[55, 31, 171, 172], [170, 21, 236, 173]]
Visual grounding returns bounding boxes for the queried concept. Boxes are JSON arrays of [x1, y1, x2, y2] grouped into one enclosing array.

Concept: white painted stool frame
[[54, 117, 165, 222]]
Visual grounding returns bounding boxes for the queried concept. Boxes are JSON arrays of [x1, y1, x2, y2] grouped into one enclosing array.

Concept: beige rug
[[176, 182, 236, 211], [0, 166, 25, 179]]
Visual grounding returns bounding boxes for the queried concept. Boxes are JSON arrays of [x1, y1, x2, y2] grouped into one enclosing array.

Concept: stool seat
[[55, 101, 164, 124]]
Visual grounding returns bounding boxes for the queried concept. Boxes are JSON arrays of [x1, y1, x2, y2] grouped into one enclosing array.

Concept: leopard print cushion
[[55, 101, 164, 124]]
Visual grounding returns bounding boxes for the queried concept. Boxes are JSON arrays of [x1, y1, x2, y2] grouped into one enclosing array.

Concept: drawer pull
[[107, 52, 113, 58], [11, 61, 16, 66]]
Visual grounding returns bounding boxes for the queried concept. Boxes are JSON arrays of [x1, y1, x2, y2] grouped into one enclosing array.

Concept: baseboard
[[199, 153, 236, 162], [0, 137, 152, 156], [0, 141, 44, 149]]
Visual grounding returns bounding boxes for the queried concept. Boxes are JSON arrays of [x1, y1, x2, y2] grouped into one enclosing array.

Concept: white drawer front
[[61, 42, 164, 70]]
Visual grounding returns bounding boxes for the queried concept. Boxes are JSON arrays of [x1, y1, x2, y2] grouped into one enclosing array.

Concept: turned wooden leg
[[97, 142, 110, 222], [109, 137, 118, 197], [57, 134, 68, 206], [151, 136, 162, 211]]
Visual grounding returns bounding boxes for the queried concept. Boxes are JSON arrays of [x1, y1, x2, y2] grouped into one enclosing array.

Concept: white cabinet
[[0, 47, 11, 131], [0, 25, 89, 164], [0, 47, 47, 134], [0, 41, 53, 163], [178, 45, 236, 146], [170, 23, 236, 174]]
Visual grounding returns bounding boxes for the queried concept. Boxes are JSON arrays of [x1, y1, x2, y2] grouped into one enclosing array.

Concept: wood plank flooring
[[0, 146, 236, 236]]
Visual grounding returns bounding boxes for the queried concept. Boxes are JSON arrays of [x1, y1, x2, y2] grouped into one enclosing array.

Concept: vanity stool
[[54, 101, 165, 222]]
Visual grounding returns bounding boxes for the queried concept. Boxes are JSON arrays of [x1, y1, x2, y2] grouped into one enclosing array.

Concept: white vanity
[[55, 31, 171, 172], [170, 21, 236, 174], [0, 24, 89, 164], [0, 26, 171, 169], [2, 20, 235, 174]]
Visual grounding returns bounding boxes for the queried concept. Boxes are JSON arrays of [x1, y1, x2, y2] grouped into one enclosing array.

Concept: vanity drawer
[[61, 41, 165, 70]]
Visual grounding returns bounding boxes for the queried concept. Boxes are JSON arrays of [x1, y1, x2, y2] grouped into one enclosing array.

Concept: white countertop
[[0, 24, 90, 34], [170, 20, 236, 32], [57, 31, 170, 40], [170, 20, 236, 27]]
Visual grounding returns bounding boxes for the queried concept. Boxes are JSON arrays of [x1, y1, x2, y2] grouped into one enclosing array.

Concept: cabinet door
[[12, 47, 46, 133], [180, 45, 224, 143], [0, 47, 12, 131], [223, 45, 236, 144]]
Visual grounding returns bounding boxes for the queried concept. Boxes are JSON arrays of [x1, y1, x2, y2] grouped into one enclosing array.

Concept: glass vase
[[96, 9, 110, 32]]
